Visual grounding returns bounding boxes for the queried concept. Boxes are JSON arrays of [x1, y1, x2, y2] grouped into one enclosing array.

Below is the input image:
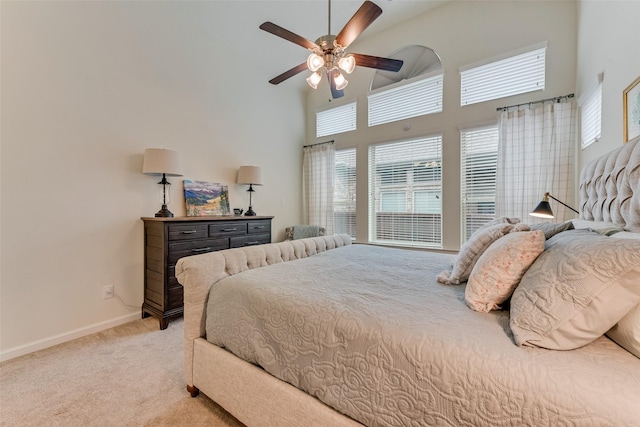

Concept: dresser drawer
[[209, 222, 247, 237], [167, 285, 183, 310], [247, 220, 271, 234], [168, 224, 208, 241], [168, 238, 229, 264], [230, 233, 271, 248]]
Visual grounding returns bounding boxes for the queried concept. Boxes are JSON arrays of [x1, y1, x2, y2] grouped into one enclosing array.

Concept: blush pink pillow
[[465, 230, 545, 312]]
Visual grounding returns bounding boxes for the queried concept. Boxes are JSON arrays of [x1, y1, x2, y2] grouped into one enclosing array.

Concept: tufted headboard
[[579, 136, 640, 232]]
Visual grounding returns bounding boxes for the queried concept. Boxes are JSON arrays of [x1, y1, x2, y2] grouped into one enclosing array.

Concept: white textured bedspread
[[205, 244, 640, 426]]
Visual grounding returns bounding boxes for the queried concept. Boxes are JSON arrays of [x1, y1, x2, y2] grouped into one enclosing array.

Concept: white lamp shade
[[237, 166, 263, 185], [142, 148, 183, 176]]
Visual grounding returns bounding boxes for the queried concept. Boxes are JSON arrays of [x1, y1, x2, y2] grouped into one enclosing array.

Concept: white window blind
[[579, 74, 603, 149], [368, 135, 442, 248], [460, 125, 498, 243], [368, 72, 443, 127], [334, 148, 356, 238], [460, 45, 546, 106], [316, 102, 357, 138]]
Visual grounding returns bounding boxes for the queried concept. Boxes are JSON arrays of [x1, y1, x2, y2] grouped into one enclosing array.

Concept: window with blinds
[[368, 72, 443, 127], [579, 75, 603, 149], [368, 136, 442, 248], [316, 102, 357, 138], [334, 148, 356, 238], [460, 44, 546, 106], [460, 125, 498, 243]]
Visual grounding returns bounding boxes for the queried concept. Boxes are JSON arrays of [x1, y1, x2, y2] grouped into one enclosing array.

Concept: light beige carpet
[[0, 317, 245, 427]]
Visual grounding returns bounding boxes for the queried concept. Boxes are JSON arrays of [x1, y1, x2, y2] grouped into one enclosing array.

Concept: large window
[[368, 136, 442, 248], [368, 72, 444, 126], [460, 43, 546, 106], [316, 102, 357, 138], [334, 148, 356, 238], [460, 125, 498, 243]]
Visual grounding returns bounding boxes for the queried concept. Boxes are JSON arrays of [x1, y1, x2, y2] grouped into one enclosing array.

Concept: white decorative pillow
[[607, 304, 640, 358], [510, 230, 640, 350], [465, 230, 545, 313], [437, 220, 528, 285]]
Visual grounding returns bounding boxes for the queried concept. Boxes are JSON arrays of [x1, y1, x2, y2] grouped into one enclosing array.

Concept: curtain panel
[[496, 101, 577, 222], [303, 142, 335, 235]]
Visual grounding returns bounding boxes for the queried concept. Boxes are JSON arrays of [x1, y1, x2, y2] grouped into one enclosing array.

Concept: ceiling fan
[[259, 0, 404, 99]]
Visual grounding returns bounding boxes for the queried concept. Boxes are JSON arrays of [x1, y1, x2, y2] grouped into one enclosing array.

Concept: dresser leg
[[187, 385, 200, 397], [159, 318, 169, 330]]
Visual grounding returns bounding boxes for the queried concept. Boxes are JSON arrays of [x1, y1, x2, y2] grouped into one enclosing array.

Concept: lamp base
[[244, 207, 257, 216], [155, 205, 174, 218]]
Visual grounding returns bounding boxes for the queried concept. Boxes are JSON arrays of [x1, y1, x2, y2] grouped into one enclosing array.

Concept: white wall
[[306, 0, 578, 251], [0, 2, 304, 359], [576, 0, 640, 164]]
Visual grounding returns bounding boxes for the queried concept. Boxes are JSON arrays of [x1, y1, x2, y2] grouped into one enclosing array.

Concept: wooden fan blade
[[335, 1, 382, 48], [269, 63, 309, 85], [259, 22, 319, 51], [352, 53, 403, 72], [328, 71, 345, 99]]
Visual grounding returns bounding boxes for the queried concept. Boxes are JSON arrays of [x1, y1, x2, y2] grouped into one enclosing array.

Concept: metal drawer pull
[[222, 228, 238, 232], [253, 226, 265, 229], [181, 230, 198, 234], [245, 241, 259, 245], [191, 247, 211, 253]]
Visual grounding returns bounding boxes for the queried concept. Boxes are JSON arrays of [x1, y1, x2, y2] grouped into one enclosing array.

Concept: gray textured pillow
[[437, 220, 528, 285], [529, 220, 574, 239], [510, 229, 640, 350]]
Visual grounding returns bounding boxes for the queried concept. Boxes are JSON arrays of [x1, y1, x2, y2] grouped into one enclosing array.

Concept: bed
[[176, 137, 640, 427]]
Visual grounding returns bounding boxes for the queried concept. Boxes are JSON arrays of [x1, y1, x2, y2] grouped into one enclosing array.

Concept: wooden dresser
[[141, 216, 273, 329]]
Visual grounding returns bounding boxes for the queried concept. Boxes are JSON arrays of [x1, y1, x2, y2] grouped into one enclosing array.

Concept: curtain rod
[[303, 140, 334, 148], [496, 93, 574, 112]]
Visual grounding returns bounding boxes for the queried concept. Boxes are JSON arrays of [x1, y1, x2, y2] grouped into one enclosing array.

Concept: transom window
[[460, 43, 547, 106]]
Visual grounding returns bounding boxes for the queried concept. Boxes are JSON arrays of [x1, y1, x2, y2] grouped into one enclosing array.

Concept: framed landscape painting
[[183, 180, 231, 216], [623, 75, 640, 143]]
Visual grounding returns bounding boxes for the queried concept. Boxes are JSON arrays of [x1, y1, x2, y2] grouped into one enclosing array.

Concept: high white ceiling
[[206, 0, 448, 91]]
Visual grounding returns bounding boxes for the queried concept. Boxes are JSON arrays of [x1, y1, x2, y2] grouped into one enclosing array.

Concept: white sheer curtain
[[303, 142, 335, 234], [496, 101, 577, 222]]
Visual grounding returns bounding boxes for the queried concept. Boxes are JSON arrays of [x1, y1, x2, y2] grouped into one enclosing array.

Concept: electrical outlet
[[102, 285, 114, 299]]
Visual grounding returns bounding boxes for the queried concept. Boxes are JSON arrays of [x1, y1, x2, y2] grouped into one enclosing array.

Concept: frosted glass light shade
[[333, 70, 348, 90], [237, 166, 263, 185], [306, 72, 322, 89], [338, 55, 356, 74], [307, 53, 325, 72], [142, 148, 183, 176]]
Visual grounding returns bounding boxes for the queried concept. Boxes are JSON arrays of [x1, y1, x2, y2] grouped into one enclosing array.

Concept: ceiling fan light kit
[[260, 0, 403, 99]]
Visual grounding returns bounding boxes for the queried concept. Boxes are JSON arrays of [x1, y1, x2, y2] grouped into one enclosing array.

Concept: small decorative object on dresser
[[141, 215, 272, 329]]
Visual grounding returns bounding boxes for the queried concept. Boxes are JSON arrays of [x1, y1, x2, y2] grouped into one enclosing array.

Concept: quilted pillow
[[437, 219, 527, 285], [465, 230, 545, 312], [510, 229, 640, 350], [607, 304, 640, 358]]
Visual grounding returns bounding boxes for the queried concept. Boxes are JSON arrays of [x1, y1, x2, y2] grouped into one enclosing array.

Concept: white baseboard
[[0, 312, 141, 362]]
